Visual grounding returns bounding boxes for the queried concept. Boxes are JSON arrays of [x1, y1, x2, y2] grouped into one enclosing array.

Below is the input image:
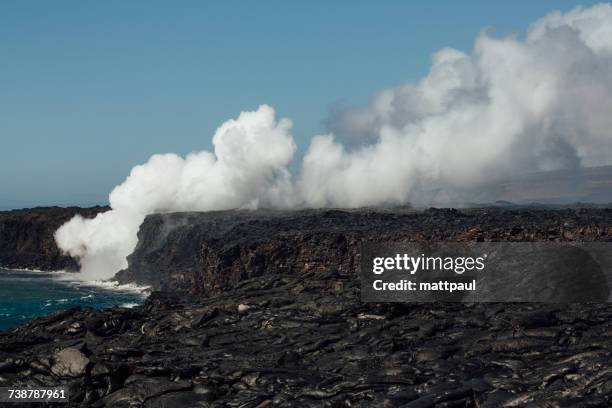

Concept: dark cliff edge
[[1, 207, 611, 407], [0, 206, 108, 271], [115, 207, 612, 293]]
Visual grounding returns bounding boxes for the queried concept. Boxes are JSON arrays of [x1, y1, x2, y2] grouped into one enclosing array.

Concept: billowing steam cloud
[[56, 4, 612, 279], [55, 106, 298, 280]]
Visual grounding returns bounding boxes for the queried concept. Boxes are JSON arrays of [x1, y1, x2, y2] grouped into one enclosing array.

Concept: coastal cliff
[[115, 207, 612, 293], [0, 206, 108, 271]]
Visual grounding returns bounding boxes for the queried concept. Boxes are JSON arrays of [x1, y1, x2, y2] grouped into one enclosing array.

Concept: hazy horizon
[[4, 163, 612, 211]]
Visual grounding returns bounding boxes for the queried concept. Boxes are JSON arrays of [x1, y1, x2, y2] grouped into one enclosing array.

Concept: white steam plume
[[56, 4, 612, 279], [55, 105, 297, 280], [307, 4, 612, 206]]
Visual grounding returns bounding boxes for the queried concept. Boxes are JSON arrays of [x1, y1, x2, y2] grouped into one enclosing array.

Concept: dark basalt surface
[[1, 275, 611, 407], [115, 207, 612, 293], [1, 207, 612, 407], [0, 206, 108, 271]]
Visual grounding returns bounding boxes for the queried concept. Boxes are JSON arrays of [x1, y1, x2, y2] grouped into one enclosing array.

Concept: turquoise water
[[0, 269, 147, 332]]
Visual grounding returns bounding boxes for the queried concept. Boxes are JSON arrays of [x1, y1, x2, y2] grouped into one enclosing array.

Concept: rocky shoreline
[[0, 207, 611, 407], [1, 275, 611, 407]]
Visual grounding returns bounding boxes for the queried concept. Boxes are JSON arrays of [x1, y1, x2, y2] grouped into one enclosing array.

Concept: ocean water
[[0, 269, 147, 332]]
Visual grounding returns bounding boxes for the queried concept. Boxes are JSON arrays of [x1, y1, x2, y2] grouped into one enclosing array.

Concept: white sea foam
[[0, 266, 54, 273], [120, 302, 140, 308], [46, 271, 151, 296], [1, 267, 149, 297], [65, 278, 150, 296]]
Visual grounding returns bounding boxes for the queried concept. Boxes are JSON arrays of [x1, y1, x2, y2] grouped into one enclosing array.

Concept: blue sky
[[0, 0, 602, 209]]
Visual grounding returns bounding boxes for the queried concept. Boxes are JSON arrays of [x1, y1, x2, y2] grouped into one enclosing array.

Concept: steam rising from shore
[[56, 5, 612, 279], [56, 106, 297, 280]]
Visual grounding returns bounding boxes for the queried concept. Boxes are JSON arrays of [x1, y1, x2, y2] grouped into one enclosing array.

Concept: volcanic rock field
[[1, 207, 611, 407]]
